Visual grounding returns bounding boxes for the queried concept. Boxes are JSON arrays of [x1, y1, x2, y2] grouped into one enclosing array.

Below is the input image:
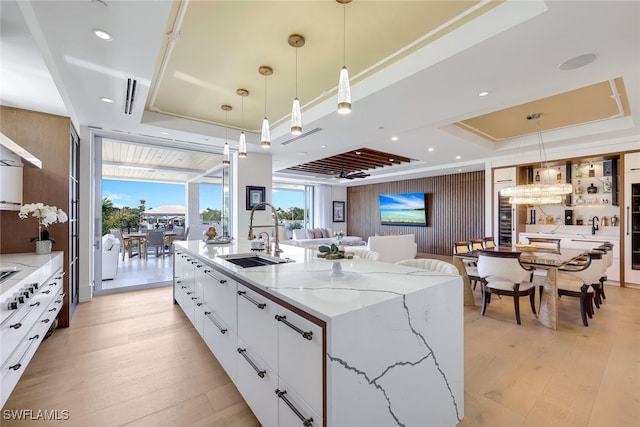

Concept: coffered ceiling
[[2, 0, 640, 185]]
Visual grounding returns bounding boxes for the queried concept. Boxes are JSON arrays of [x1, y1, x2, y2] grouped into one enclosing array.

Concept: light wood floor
[[3, 284, 639, 426]]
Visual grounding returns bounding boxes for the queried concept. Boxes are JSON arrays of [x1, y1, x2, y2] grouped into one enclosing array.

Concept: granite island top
[[174, 240, 461, 321]]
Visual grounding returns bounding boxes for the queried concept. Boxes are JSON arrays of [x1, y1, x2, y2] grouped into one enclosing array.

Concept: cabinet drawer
[[237, 284, 277, 372], [202, 268, 236, 329], [0, 325, 44, 407], [202, 302, 237, 379], [276, 377, 322, 427], [236, 337, 278, 427], [0, 277, 61, 364], [275, 307, 323, 416]]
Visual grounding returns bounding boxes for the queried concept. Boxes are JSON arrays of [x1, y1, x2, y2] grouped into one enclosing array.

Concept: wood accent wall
[[347, 171, 485, 256], [0, 106, 72, 327]]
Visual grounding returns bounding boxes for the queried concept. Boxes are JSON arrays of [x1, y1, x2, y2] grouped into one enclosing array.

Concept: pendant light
[[221, 104, 231, 165], [259, 66, 273, 148], [337, 0, 352, 114], [499, 113, 572, 204], [288, 34, 305, 136], [237, 88, 248, 158]]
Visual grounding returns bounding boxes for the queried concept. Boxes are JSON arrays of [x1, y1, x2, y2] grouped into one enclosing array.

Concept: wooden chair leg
[[513, 293, 521, 325], [591, 284, 601, 309], [481, 285, 489, 316], [599, 279, 607, 300], [579, 296, 589, 326], [529, 289, 537, 315]]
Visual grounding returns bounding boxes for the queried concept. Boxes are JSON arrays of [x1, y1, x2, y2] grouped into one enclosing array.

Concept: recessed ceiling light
[[558, 53, 597, 71], [391, 136, 398, 141], [355, 151, 361, 155], [100, 97, 114, 103], [478, 91, 490, 97], [92, 28, 113, 41], [458, 168, 462, 172], [389, 158, 394, 162], [428, 147, 434, 152], [320, 145, 326, 148], [160, 132, 169, 135], [296, 152, 307, 155], [455, 155, 461, 159]]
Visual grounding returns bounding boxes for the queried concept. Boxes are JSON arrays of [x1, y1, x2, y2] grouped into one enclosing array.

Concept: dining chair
[[354, 250, 381, 261], [525, 237, 561, 253], [482, 237, 496, 249], [453, 240, 481, 290], [556, 251, 603, 326], [396, 258, 458, 275], [596, 243, 614, 301], [470, 239, 484, 251], [110, 229, 133, 261], [476, 250, 536, 325], [144, 230, 166, 258]]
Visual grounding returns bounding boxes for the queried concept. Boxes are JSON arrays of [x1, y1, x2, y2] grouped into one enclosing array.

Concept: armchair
[[102, 233, 121, 280]]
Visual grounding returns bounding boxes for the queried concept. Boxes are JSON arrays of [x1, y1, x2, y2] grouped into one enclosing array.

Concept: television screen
[[379, 192, 427, 226]]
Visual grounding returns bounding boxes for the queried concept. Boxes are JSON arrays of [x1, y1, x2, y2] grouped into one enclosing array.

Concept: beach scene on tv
[[379, 192, 427, 226]]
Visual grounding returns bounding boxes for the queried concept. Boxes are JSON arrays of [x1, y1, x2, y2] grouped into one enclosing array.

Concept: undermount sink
[[218, 253, 292, 268]]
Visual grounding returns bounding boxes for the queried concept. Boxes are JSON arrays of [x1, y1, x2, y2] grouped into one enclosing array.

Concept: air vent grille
[[280, 127, 322, 146], [123, 78, 137, 115]]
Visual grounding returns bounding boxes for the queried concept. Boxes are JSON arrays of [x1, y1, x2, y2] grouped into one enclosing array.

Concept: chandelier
[[500, 113, 572, 205]]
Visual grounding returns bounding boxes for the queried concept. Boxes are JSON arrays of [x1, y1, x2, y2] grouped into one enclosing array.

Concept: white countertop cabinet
[[0, 252, 64, 407], [173, 241, 464, 427]]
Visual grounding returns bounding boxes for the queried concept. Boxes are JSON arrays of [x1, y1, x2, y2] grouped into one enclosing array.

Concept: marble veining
[[327, 294, 460, 426]]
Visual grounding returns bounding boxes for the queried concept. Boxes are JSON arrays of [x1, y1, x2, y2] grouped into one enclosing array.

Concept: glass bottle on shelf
[[574, 164, 582, 178], [603, 177, 612, 193], [535, 171, 540, 182], [557, 168, 562, 182]]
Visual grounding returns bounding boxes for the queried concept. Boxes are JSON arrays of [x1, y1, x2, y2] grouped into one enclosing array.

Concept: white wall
[[235, 152, 273, 242], [78, 126, 93, 302], [330, 186, 348, 233]]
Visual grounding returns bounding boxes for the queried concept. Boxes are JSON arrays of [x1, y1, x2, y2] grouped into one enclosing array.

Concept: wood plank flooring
[[2, 283, 639, 426]]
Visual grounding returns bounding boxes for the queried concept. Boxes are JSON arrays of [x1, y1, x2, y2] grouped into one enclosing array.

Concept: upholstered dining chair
[[453, 240, 481, 290], [396, 258, 458, 275], [555, 251, 603, 326], [354, 250, 381, 261], [482, 237, 496, 249], [525, 237, 561, 253], [470, 239, 484, 251], [476, 250, 536, 325]]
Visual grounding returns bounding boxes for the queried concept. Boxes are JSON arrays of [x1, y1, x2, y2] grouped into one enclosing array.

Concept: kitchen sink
[[218, 253, 292, 268]]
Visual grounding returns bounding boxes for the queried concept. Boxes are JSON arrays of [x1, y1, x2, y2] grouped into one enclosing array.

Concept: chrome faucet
[[592, 216, 599, 235], [259, 232, 271, 255], [248, 202, 282, 255]]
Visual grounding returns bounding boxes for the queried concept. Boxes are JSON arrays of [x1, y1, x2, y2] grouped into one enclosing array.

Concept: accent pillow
[[293, 229, 307, 240], [321, 228, 330, 238], [305, 229, 315, 239], [313, 228, 323, 238]]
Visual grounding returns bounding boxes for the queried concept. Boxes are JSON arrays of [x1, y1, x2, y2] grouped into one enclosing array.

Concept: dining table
[[453, 245, 593, 330], [124, 230, 177, 258]]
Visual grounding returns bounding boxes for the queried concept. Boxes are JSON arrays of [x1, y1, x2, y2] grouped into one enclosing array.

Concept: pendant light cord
[[264, 75, 267, 116], [343, 4, 346, 66], [295, 48, 298, 98]]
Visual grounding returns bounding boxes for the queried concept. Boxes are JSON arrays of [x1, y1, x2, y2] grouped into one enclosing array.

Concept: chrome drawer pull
[[237, 348, 266, 378], [41, 319, 50, 323], [205, 270, 227, 284], [196, 302, 203, 307], [9, 322, 22, 329], [30, 302, 41, 307], [275, 315, 313, 340], [186, 291, 193, 295], [237, 291, 266, 309], [275, 389, 313, 426], [204, 312, 227, 334]]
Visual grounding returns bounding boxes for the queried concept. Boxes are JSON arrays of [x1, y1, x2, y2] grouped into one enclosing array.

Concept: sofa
[[284, 227, 363, 248], [365, 234, 417, 263], [102, 233, 121, 280]]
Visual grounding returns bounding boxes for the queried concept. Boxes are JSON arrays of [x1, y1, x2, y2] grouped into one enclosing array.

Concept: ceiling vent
[[123, 78, 137, 115], [280, 127, 322, 146]]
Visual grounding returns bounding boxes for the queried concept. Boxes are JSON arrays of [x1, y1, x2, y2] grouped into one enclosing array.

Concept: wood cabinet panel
[[0, 106, 75, 328]]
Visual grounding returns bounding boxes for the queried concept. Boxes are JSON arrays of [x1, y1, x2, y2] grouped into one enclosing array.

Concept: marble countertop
[[175, 240, 460, 321], [0, 252, 63, 322]]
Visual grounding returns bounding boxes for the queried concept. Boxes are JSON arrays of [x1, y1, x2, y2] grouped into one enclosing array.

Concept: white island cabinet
[[174, 242, 464, 427], [0, 252, 64, 407]]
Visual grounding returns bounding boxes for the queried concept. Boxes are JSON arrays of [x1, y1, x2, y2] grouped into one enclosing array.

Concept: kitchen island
[[173, 240, 464, 427]]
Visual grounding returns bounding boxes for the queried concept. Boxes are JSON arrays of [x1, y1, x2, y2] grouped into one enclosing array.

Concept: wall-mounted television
[[378, 192, 427, 226]]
